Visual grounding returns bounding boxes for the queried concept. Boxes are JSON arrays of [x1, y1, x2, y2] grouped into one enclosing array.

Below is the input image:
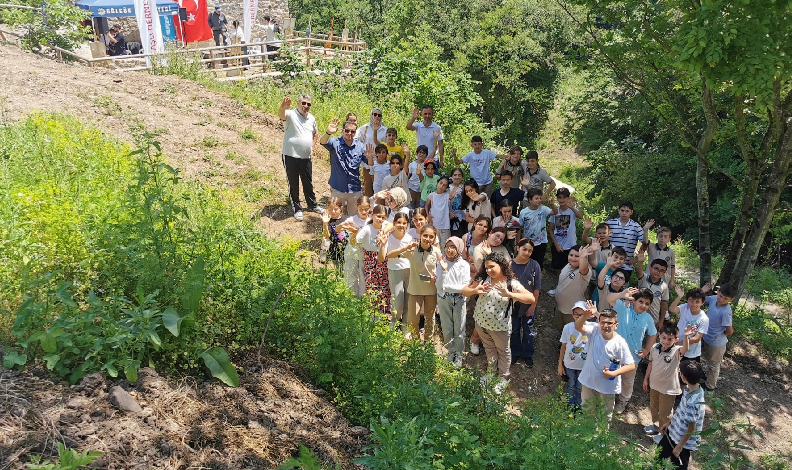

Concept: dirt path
[[1, 44, 790, 467]]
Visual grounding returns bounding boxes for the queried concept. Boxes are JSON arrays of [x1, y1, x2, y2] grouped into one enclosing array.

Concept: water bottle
[[608, 358, 620, 380]]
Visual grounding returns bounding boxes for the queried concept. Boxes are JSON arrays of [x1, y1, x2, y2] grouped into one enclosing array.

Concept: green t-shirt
[[420, 174, 439, 202]]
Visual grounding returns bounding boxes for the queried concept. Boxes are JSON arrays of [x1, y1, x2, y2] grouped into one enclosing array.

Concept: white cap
[[572, 300, 588, 311]]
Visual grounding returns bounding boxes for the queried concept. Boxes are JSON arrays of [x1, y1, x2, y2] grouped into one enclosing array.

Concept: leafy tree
[[562, 0, 792, 297], [0, 0, 90, 52]]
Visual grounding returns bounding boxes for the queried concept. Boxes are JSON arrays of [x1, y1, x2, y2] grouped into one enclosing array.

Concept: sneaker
[[307, 205, 324, 214], [702, 383, 714, 392], [493, 378, 509, 395], [524, 357, 534, 368], [470, 343, 481, 355], [511, 355, 520, 365], [643, 425, 660, 435], [479, 375, 490, 387], [614, 400, 628, 415], [453, 355, 463, 369], [293, 210, 304, 221], [548, 289, 556, 297], [652, 434, 663, 444]]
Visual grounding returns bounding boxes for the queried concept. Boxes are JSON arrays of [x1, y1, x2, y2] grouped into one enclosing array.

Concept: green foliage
[[1, 0, 90, 52], [26, 443, 101, 470], [697, 396, 764, 469], [3, 114, 655, 469], [278, 445, 340, 470], [151, 46, 204, 81], [732, 303, 792, 363]]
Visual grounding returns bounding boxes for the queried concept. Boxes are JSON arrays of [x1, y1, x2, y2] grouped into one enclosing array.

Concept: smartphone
[[419, 273, 432, 282]]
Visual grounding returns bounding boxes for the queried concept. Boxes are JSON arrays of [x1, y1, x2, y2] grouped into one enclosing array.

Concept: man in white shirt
[[278, 94, 323, 221], [406, 105, 444, 168]]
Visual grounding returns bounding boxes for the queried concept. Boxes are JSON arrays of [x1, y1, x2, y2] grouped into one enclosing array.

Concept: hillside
[[0, 44, 791, 468]]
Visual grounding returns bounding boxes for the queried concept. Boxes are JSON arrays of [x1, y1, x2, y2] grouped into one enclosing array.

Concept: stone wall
[[112, 0, 290, 44]]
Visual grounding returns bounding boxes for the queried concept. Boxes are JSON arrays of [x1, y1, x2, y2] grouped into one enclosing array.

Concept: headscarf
[[445, 236, 464, 262], [369, 107, 383, 125], [389, 187, 409, 211]]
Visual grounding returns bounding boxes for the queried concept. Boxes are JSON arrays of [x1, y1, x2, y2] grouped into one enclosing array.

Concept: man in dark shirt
[[207, 5, 228, 46], [107, 25, 126, 56]]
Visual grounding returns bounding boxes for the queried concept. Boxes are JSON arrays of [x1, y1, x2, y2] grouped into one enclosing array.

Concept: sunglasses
[[372, 113, 382, 117], [343, 129, 355, 134], [300, 101, 312, 106]]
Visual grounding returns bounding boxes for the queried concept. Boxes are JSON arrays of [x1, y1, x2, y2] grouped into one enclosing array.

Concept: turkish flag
[[174, 0, 212, 42]]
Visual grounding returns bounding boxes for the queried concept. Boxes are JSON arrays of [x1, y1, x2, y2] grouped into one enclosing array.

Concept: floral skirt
[[363, 249, 391, 315]]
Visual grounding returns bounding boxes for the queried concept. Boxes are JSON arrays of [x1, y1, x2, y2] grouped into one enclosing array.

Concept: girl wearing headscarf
[[355, 108, 388, 197], [373, 187, 411, 223], [435, 236, 471, 367]]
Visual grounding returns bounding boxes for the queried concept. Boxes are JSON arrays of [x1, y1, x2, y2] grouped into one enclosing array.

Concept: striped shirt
[[605, 218, 643, 270], [669, 386, 705, 450]]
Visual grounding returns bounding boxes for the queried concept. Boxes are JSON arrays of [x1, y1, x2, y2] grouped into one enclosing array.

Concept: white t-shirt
[[677, 305, 709, 358], [560, 322, 588, 370], [549, 208, 577, 250], [578, 324, 634, 395], [356, 224, 381, 252], [407, 160, 422, 191], [427, 192, 451, 230], [412, 121, 444, 158], [462, 149, 497, 186], [385, 233, 413, 270], [354, 123, 388, 146], [370, 160, 390, 193], [519, 205, 553, 245], [282, 109, 317, 159]]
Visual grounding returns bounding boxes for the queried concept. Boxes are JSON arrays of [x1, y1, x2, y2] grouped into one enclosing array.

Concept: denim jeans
[[510, 314, 535, 358], [564, 366, 583, 406]]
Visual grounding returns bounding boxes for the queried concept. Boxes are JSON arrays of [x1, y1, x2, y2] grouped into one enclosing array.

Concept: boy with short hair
[[381, 155, 411, 204], [642, 323, 692, 434], [518, 188, 558, 269], [521, 150, 555, 201], [700, 282, 736, 391], [490, 170, 525, 218], [370, 144, 392, 194], [452, 136, 501, 194], [583, 220, 614, 266], [656, 361, 708, 470], [407, 145, 430, 208], [606, 201, 647, 280], [607, 287, 658, 414], [669, 286, 710, 361], [384, 128, 406, 160], [559, 300, 590, 407], [575, 301, 635, 421], [495, 146, 527, 188], [635, 251, 670, 328], [590, 246, 627, 306], [642, 220, 676, 286], [555, 243, 598, 331], [548, 188, 584, 270]]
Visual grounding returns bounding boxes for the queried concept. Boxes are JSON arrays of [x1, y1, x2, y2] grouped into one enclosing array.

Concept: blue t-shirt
[[613, 299, 657, 363], [462, 149, 497, 186], [702, 295, 733, 348], [590, 261, 614, 304], [323, 137, 367, 193]]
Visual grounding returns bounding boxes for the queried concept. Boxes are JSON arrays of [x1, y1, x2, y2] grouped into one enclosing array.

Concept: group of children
[[315, 126, 736, 470]]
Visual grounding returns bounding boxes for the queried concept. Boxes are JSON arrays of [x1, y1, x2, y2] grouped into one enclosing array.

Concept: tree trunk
[[717, 99, 761, 286], [731, 125, 792, 299], [695, 80, 719, 286]]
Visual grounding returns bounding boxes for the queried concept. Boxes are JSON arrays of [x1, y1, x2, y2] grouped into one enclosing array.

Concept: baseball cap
[[572, 300, 588, 312], [215, 4, 221, 9]]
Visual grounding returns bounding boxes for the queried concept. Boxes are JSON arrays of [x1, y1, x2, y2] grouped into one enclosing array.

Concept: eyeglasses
[[612, 275, 625, 281], [300, 102, 312, 106], [599, 321, 617, 326], [372, 113, 382, 117], [343, 129, 355, 134], [389, 162, 400, 165]]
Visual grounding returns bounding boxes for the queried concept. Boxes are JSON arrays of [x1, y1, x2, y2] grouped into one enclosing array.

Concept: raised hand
[[321, 212, 330, 224], [588, 241, 601, 253], [683, 324, 697, 337], [326, 117, 340, 134], [364, 143, 375, 159], [281, 96, 292, 108], [643, 219, 655, 231], [584, 217, 593, 230], [674, 284, 685, 298], [401, 142, 411, 155], [585, 299, 599, 317], [635, 250, 646, 263], [606, 251, 619, 266], [412, 106, 420, 120], [701, 282, 712, 293], [622, 286, 640, 301], [450, 148, 457, 157]]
